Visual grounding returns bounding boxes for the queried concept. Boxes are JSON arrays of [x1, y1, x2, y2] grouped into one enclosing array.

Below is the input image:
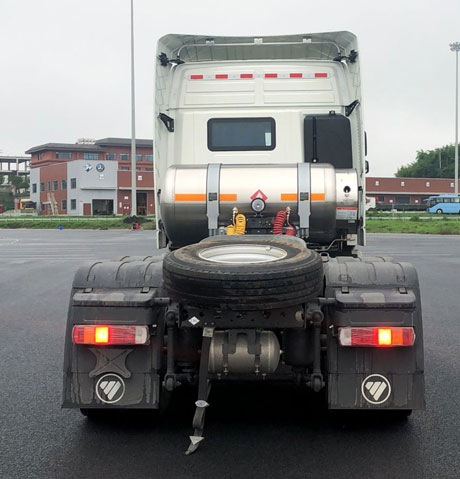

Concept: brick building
[[366, 177, 460, 206], [27, 138, 154, 215]]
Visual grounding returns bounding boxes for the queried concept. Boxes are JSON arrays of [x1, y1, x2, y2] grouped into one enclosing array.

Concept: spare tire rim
[[198, 244, 288, 264]]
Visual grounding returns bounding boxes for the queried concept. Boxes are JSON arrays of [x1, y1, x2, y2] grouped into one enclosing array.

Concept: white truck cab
[[155, 32, 366, 251]]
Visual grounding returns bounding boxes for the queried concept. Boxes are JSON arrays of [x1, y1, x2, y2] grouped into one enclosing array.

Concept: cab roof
[[157, 32, 358, 64]]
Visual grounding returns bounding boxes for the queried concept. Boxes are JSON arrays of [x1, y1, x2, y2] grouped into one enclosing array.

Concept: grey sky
[[1, 0, 459, 176]]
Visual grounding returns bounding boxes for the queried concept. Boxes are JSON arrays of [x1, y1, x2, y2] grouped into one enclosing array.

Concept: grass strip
[[2, 216, 459, 235], [0, 218, 155, 230], [367, 219, 460, 234]]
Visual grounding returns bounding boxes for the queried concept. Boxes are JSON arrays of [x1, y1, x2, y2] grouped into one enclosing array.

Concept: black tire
[[80, 408, 164, 424], [436, 208, 443, 214], [329, 409, 412, 425], [379, 409, 412, 422], [163, 235, 323, 311]]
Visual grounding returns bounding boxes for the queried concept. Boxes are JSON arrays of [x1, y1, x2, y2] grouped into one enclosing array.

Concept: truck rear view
[[63, 32, 425, 454]]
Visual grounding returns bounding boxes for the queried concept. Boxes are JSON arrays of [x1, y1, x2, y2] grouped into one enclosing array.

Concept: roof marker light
[[240, 73, 253, 79], [190, 74, 203, 80], [265, 73, 278, 78], [315, 72, 328, 78], [290, 73, 303, 78], [215, 74, 228, 79]]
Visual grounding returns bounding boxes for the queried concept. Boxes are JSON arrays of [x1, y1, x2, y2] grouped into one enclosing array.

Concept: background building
[[0, 155, 30, 182], [366, 177, 460, 206], [27, 138, 154, 215]]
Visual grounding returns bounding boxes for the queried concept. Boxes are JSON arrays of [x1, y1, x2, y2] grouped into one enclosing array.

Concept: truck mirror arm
[[158, 52, 185, 67], [333, 49, 359, 63], [345, 100, 360, 117], [159, 113, 175, 132]]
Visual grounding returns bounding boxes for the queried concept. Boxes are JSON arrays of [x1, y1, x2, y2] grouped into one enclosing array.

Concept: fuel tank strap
[[297, 162, 311, 237], [206, 163, 221, 234]]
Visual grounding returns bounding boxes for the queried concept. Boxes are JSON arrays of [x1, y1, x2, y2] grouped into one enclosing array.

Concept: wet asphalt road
[[1, 230, 459, 479]]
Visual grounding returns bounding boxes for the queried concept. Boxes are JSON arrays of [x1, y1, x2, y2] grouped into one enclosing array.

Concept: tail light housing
[[338, 327, 415, 347], [72, 325, 149, 345]]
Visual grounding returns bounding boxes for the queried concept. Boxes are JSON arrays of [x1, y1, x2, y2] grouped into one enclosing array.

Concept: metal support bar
[[206, 164, 221, 235], [308, 309, 325, 392], [185, 327, 214, 455], [297, 162, 311, 238], [164, 304, 179, 392], [175, 39, 342, 61]]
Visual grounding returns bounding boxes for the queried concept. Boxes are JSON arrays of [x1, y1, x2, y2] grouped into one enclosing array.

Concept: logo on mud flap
[[95, 373, 126, 404], [361, 374, 391, 404]]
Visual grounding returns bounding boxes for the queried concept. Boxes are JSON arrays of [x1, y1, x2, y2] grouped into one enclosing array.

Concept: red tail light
[[72, 325, 149, 345], [338, 327, 415, 347]]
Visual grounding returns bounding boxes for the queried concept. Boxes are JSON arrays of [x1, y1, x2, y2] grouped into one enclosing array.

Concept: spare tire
[[163, 235, 323, 311]]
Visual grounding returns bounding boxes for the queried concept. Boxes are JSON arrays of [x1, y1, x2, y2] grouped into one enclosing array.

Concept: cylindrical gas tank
[[160, 163, 358, 247], [208, 330, 280, 375]]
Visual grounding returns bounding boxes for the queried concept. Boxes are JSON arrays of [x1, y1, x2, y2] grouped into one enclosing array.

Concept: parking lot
[[1, 230, 459, 479]]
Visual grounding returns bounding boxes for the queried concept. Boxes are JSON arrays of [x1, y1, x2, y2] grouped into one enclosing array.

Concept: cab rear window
[[207, 118, 275, 151]]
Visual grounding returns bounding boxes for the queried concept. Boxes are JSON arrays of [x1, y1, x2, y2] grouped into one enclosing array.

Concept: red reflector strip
[[290, 73, 302, 78], [338, 327, 415, 347], [190, 74, 203, 80], [72, 325, 149, 345], [265, 73, 278, 78], [315, 72, 328, 78], [240, 73, 253, 79], [215, 74, 228, 79]]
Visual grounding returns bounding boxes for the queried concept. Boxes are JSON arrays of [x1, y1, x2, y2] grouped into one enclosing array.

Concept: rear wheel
[[329, 409, 412, 424], [163, 235, 324, 311], [436, 208, 443, 214], [80, 408, 163, 423]]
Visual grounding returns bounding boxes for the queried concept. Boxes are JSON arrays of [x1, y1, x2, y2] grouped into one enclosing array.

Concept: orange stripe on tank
[[219, 194, 237, 202], [311, 193, 325, 201], [281, 193, 325, 201], [281, 193, 298, 201], [174, 194, 206, 202]]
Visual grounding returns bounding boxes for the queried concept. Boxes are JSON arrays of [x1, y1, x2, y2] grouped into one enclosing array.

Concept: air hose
[[273, 207, 296, 236]]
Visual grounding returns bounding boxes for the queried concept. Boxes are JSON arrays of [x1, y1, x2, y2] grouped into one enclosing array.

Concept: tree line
[[395, 145, 458, 178]]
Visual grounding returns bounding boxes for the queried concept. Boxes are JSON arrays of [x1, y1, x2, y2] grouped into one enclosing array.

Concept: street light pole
[[130, 0, 137, 216], [451, 42, 460, 196]]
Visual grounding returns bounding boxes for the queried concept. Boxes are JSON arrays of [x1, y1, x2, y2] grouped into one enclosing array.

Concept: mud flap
[[324, 257, 425, 410], [62, 257, 167, 409]]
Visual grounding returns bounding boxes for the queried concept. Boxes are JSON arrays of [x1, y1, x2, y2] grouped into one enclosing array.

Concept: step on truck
[[63, 32, 425, 454]]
